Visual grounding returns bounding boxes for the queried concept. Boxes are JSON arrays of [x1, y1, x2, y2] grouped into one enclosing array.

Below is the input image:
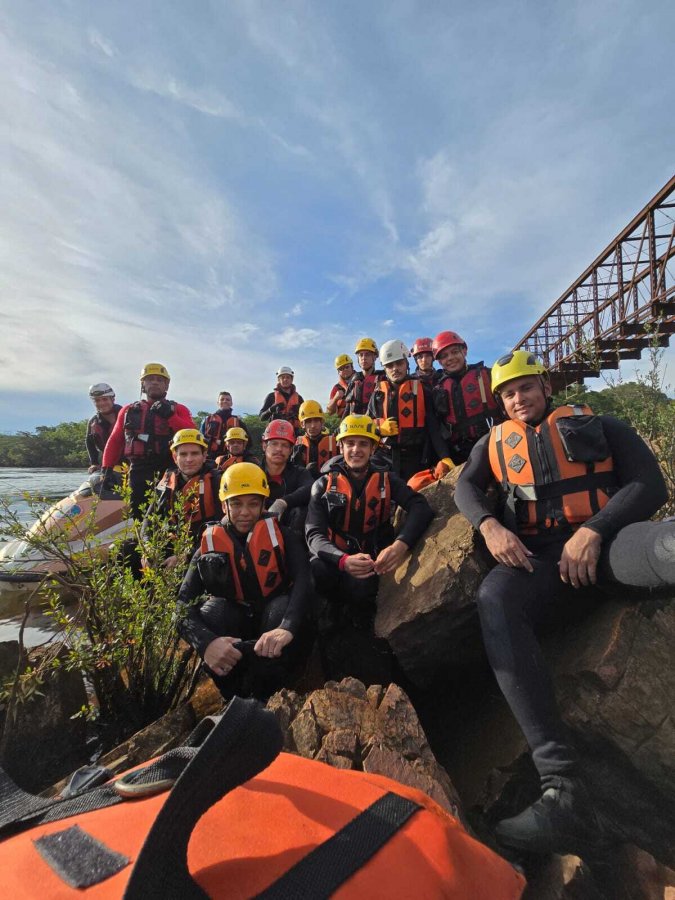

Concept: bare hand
[[559, 526, 602, 588], [480, 517, 534, 572], [203, 636, 243, 676], [88, 465, 101, 474], [374, 539, 408, 575], [343, 552, 376, 579], [162, 555, 179, 570], [255, 628, 293, 658]]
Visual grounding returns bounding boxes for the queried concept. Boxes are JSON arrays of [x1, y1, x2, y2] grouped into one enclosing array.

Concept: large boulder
[[266, 677, 465, 823], [375, 468, 493, 685]]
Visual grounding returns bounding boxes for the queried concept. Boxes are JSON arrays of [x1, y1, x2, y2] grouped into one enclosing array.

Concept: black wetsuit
[[455, 414, 669, 779]]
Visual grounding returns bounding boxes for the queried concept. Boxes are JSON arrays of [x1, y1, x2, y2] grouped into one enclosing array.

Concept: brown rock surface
[[267, 677, 465, 823], [375, 467, 492, 684]]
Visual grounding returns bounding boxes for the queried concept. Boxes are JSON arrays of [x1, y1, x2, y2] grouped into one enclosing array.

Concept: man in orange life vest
[[102, 363, 194, 517], [142, 429, 222, 570], [343, 338, 382, 416], [368, 340, 446, 482], [455, 351, 673, 858], [326, 354, 355, 418], [410, 337, 438, 387], [261, 419, 314, 535], [290, 400, 338, 478], [215, 427, 261, 471], [200, 391, 251, 460], [432, 330, 502, 464], [306, 415, 433, 686], [177, 462, 311, 700], [260, 366, 304, 432], [86, 383, 122, 473]]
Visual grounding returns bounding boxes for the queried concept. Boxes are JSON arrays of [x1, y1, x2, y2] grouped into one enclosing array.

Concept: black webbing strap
[[256, 792, 421, 900], [123, 697, 283, 899], [515, 470, 617, 501]]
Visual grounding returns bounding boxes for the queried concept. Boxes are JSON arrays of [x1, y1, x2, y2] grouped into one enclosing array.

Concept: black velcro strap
[[518, 470, 617, 501], [256, 792, 420, 900], [34, 825, 129, 888]]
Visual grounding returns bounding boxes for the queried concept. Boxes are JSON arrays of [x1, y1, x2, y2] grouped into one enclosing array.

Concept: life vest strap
[[509, 470, 618, 502]]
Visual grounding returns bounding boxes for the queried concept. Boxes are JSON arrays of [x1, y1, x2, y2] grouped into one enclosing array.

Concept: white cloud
[[270, 327, 321, 349]]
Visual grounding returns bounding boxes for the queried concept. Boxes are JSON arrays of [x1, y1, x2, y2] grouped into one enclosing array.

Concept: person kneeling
[[177, 462, 311, 700]]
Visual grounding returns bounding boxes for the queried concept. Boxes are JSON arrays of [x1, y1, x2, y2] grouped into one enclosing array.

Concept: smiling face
[[499, 375, 551, 425], [173, 444, 207, 478], [225, 494, 264, 534], [93, 395, 115, 415], [339, 436, 376, 474], [437, 344, 467, 375], [218, 392, 232, 410]]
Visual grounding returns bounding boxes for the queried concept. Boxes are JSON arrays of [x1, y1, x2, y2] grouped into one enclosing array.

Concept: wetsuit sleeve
[[453, 434, 496, 530], [582, 416, 668, 540], [278, 528, 311, 634], [85, 420, 99, 466], [176, 548, 220, 658], [259, 392, 277, 421], [101, 404, 128, 467], [305, 477, 345, 566], [422, 384, 448, 463], [283, 466, 314, 510], [168, 403, 195, 431], [389, 474, 434, 548]]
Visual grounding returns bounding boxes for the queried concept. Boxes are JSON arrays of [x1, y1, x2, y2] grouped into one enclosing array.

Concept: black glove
[[150, 399, 175, 418], [271, 402, 284, 416]]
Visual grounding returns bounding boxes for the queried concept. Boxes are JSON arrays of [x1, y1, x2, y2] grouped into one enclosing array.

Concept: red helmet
[[432, 330, 467, 360], [262, 419, 296, 444], [410, 337, 434, 357]]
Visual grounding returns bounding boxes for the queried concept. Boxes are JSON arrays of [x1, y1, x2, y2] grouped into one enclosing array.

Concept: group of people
[[84, 334, 674, 861]]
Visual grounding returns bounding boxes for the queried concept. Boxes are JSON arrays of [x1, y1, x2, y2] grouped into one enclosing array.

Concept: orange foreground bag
[[0, 699, 525, 899]]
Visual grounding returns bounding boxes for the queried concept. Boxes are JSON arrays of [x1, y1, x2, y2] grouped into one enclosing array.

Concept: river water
[[0, 468, 88, 645]]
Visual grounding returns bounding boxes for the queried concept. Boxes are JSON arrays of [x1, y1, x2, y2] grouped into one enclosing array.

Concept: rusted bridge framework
[[514, 175, 675, 390]]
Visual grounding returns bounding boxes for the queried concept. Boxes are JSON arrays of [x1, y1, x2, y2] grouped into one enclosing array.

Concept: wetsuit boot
[[495, 775, 612, 857]]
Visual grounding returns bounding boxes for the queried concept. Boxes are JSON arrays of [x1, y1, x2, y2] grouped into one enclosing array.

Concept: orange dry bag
[[0, 698, 525, 899]]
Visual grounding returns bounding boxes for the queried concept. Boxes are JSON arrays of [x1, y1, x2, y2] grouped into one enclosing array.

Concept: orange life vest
[[123, 400, 175, 461], [201, 413, 245, 455], [436, 365, 500, 442], [330, 376, 350, 415], [273, 387, 301, 426], [200, 517, 286, 602], [0, 700, 526, 899], [215, 452, 260, 472], [294, 432, 337, 468], [156, 468, 220, 530], [488, 404, 618, 535], [324, 470, 391, 552], [372, 377, 427, 444]]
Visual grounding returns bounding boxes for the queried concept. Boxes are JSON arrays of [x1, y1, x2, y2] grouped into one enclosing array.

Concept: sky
[[1, 0, 674, 433]]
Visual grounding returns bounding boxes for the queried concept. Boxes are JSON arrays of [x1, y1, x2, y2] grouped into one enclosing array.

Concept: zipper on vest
[[534, 430, 556, 528]]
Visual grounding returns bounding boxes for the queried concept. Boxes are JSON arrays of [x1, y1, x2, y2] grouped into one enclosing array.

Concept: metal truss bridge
[[514, 174, 675, 390]]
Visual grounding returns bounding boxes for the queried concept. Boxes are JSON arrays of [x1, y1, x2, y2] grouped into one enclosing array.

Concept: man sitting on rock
[[306, 414, 433, 686], [177, 462, 311, 700], [454, 350, 673, 859]]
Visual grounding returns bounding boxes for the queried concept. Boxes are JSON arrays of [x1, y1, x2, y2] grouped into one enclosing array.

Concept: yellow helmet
[[299, 400, 325, 423], [336, 414, 379, 444], [170, 429, 208, 452], [140, 363, 170, 382], [219, 462, 270, 501], [224, 427, 248, 443], [334, 354, 353, 369], [354, 337, 378, 355], [491, 350, 547, 394]]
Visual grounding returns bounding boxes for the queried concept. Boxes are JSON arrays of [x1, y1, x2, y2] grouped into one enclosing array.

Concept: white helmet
[[276, 366, 294, 377], [89, 382, 115, 398], [379, 340, 409, 366]]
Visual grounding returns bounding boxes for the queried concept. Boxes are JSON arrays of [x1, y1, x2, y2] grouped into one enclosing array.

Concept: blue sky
[[1, 0, 673, 433]]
